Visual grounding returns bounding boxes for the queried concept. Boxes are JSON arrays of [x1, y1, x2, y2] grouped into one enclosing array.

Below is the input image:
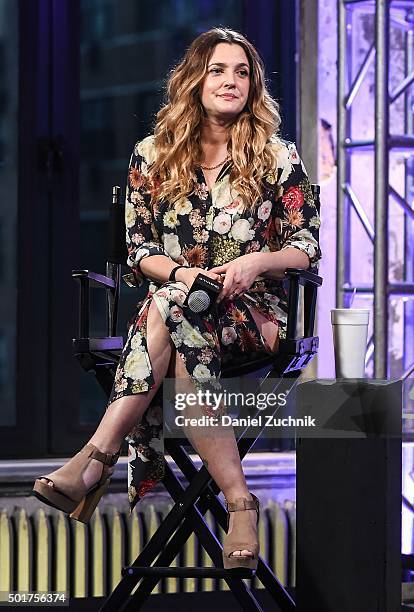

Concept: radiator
[[0, 500, 295, 598]]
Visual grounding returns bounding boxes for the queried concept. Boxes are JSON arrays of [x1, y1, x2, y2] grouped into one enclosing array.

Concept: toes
[[241, 550, 253, 557], [230, 550, 253, 558], [39, 478, 54, 488]]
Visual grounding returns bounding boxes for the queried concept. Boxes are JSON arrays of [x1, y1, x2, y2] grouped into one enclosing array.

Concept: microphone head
[[187, 289, 211, 313]]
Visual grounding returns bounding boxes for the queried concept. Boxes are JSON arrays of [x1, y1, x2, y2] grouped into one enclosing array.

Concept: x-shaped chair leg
[[122, 464, 267, 612], [100, 374, 298, 611], [126, 455, 295, 612], [99, 461, 264, 611], [168, 442, 296, 609]]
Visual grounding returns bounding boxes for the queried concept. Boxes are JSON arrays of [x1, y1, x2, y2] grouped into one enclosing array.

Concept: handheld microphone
[[184, 274, 222, 313]]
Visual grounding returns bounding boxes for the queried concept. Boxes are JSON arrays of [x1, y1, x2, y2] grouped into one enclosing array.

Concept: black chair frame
[[72, 186, 323, 611]]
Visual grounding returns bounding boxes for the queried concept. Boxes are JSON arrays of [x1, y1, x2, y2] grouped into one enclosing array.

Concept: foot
[[226, 493, 258, 559], [39, 444, 117, 497], [33, 443, 120, 522], [40, 459, 114, 492]]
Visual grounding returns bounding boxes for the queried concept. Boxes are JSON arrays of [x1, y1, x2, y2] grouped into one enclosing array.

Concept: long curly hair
[[148, 28, 282, 211]]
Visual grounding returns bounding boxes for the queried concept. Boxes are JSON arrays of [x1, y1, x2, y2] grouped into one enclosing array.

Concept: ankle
[[224, 489, 252, 504], [87, 438, 120, 455]]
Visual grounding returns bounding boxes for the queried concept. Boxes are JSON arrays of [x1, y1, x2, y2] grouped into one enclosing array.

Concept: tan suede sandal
[[222, 492, 260, 570], [32, 443, 120, 524]]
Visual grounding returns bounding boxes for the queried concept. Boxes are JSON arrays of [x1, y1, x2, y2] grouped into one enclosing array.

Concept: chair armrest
[[73, 337, 124, 352], [284, 268, 323, 340], [72, 269, 116, 289], [72, 267, 120, 339], [284, 268, 323, 287]]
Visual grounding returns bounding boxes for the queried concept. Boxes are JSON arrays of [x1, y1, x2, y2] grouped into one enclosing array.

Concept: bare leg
[[41, 300, 173, 489], [173, 352, 256, 558], [88, 302, 172, 451], [249, 307, 279, 353]]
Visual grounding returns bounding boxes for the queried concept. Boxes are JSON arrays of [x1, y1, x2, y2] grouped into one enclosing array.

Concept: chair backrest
[[310, 183, 321, 264], [108, 186, 128, 266]]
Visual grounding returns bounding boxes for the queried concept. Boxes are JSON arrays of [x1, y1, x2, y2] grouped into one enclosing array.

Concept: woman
[[33, 28, 321, 570]]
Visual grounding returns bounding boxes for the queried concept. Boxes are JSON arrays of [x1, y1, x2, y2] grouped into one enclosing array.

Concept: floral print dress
[[107, 135, 321, 511]]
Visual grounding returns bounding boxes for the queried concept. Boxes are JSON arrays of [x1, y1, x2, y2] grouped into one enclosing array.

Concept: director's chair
[[72, 185, 322, 611]]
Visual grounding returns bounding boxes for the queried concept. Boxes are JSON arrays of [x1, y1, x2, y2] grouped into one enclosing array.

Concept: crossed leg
[[39, 293, 266, 561], [40, 298, 173, 490], [171, 351, 256, 558]]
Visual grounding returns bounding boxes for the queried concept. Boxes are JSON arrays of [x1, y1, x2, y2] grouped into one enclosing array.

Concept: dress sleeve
[[275, 142, 322, 269], [125, 141, 165, 286]]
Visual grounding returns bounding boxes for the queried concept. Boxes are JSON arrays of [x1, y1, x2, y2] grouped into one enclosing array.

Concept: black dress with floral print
[[107, 135, 321, 511]]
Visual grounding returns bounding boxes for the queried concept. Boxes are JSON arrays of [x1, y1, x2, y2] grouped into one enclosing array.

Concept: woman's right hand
[[175, 267, 222, 289]]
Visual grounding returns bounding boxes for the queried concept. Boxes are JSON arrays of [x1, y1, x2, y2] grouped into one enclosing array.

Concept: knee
[[152, 282, 188, 324], [154, 282, 188, 306], [147, 283, 188, 333]]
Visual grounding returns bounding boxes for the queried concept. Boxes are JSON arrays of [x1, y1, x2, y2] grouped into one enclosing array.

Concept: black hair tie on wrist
[[169, 265, 186, 282]]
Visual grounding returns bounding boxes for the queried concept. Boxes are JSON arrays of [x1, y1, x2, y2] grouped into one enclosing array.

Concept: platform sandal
[[32, 443, 120, 524], [222, 492, 260, 570]]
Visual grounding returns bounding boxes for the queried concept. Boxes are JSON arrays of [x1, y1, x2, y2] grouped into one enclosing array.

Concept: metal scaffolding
[[337, 0, 414, 379]]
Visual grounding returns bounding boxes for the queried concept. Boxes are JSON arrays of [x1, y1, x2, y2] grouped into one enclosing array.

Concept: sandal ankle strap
[[226, 493, 259, 513], [81, 444, 120, 466]]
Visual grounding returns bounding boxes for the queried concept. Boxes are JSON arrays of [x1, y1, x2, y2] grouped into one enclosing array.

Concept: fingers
[[209, 263, 229, 274], [217, 270, 255, 303], [178, 265, 248, 301], [203, 270, 221, 283], [217, 270, 243, 303], [217, 288, 240, 303]]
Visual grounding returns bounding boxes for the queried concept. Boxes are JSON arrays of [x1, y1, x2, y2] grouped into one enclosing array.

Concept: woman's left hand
[[209, 253, 264, 303]]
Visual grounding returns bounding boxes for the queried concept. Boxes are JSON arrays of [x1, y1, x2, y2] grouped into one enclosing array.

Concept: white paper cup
[[331, 309, 370, 378]]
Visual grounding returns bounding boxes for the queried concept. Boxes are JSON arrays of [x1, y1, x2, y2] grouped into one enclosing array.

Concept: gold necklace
[[199, 155, 231, 171]]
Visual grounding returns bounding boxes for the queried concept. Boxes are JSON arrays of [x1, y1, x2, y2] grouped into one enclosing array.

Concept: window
[[79, 0, 244, 424]]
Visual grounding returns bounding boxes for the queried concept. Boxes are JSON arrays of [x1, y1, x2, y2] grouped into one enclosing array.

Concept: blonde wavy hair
[[148, 28, 282, 211]]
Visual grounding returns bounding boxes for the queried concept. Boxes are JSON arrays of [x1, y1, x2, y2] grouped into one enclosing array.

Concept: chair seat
[[73, 336, 318, 378]]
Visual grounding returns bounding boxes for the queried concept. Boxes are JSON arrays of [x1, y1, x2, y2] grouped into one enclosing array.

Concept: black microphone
[[184, 274, 222, 313]]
